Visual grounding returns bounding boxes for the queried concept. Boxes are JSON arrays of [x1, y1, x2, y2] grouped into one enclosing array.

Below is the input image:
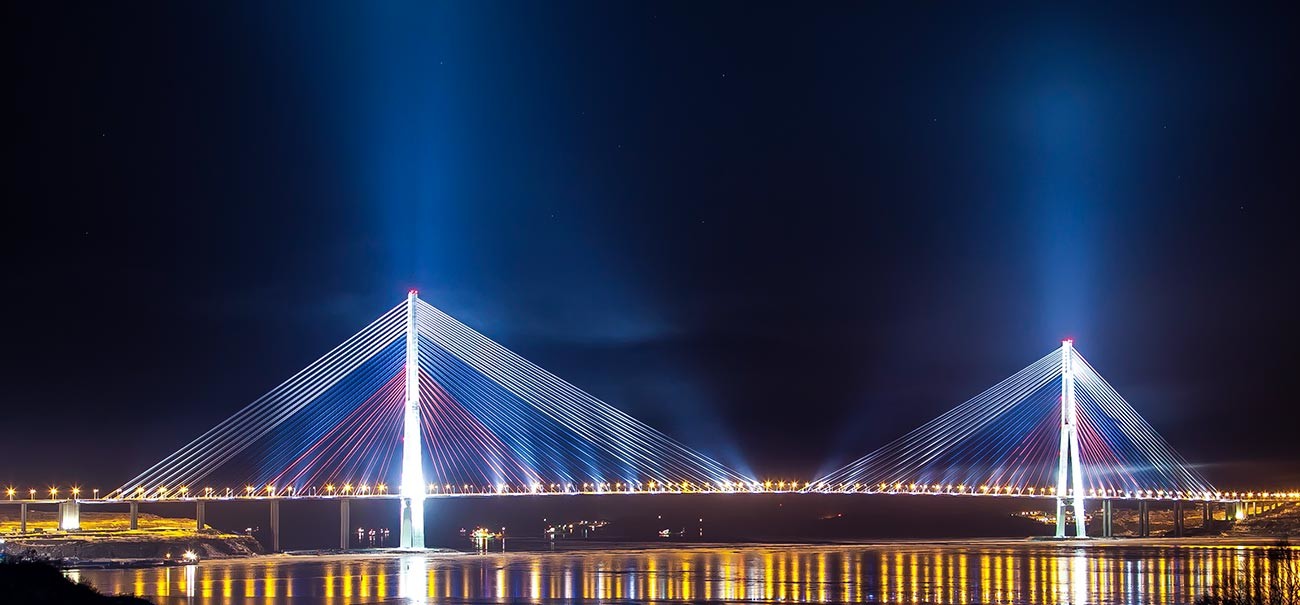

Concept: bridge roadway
[[4, 489, 1294, 551]]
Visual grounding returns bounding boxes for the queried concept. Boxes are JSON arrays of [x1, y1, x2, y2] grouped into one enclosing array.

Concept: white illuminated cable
[[960, 385, 1061, 489], [1072, 383, 1143, 493], [999, 389, 1068, 490], [1071, 351, 1214, 493], [420, 373, 491, 486], [145, 307, 406, 490], [415, 301, 749, 483], [812, 352, 1060, 490], [416, 340, 592, 482], [263, 356, 406, 489], [1071, 354, 1197, 491], [416, 328, 666, 483], [1073, 356, 1203, 494], [416, 309, 710, 481], [147, 315, 404, 491], [356, 396, 407, 484], [1071, 398, 1132, 494], [252, 345, 404, 483], [426, 333, 696, 483], [420, 376, 495, 485], [1075, 378, 1181, 492], [421, 334, 660, 487], [849, 364, 1056, 492], [415, 300, 740, 480], [414, 366, 544, 487], [276, 376, 404, 488], [115, 303, 406, 495], [831, 353, 1059, 486]]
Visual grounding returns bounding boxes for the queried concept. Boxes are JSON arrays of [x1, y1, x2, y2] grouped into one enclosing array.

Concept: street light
[[93, 488, 99, 499], [71, 487, 81, 498], [5, 487, 14, 500], [49, 487, 58, 499], [30, 489, 37, 499]]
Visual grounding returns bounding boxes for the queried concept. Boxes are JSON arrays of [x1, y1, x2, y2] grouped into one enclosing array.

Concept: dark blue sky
[[10, 3, 1298, 489]]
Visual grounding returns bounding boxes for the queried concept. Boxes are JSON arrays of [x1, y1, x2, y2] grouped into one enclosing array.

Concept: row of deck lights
[[5, 487, 98, 500], [822, 483, 1298, 501], [8, 484, 1300, 501], [103, 480, 786, 499]]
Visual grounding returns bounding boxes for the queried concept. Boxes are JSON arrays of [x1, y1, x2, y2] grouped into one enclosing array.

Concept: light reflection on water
[[71, 542, 1293, 604]]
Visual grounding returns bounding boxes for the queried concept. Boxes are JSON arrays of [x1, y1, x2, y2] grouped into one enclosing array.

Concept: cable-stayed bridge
[[7, 292, 1293, 548]]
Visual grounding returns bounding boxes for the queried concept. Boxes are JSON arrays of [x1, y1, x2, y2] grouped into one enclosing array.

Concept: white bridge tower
[[1055, 339, 1087, 538], [399, 290, 426, 548]]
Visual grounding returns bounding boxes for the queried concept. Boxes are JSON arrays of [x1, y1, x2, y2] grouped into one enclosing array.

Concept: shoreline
[[175, 535, 1298, 565]]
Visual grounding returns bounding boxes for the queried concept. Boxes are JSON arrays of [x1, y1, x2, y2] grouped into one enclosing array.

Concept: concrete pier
[[1138, 500, 1150, 537], [269, 500, 281, 552], [340, 499, 350, 550], [1173, 501, 1185, 537], [19, 502, 27, 534], [196, 501, 206, 531], [129, 501, 139, 529], [1101, 500, 1113, 538], [59, 499, 80, 531]]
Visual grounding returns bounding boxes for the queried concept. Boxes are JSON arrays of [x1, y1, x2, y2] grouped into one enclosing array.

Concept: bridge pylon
[[1055, 339, 1087, 538], [399, 290, 426, 549]]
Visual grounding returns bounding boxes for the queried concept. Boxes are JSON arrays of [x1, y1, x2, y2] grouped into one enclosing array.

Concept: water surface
[[71, 540, 1292, 604]]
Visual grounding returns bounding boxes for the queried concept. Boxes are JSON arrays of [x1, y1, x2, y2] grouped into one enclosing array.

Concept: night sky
[[9, 3, 1298, 492]]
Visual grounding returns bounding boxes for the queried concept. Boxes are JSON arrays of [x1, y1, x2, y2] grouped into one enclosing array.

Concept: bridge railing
[[7, 483, 1296, 503]]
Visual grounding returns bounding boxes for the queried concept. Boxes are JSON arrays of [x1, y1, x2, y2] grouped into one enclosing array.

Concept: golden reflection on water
[[73, 543, 1298, 604]]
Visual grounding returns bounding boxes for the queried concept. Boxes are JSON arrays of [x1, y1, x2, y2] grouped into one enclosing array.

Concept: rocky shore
[[0, 510, 263, 563]]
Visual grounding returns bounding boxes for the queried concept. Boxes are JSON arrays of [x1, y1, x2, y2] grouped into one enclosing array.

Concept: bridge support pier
[[269, 500, 280, 552], [1101, 500, 1113, 538], [1173, 501, 1185, 537], [340, 499, 350, 550], [129, 501, 138, 529], [19, 502, 27, 534], [196, 501, 206, 532], [1202, 502, 1211, 528], [1138, 501, 1150, 537], [59, 499, 80, 531]]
